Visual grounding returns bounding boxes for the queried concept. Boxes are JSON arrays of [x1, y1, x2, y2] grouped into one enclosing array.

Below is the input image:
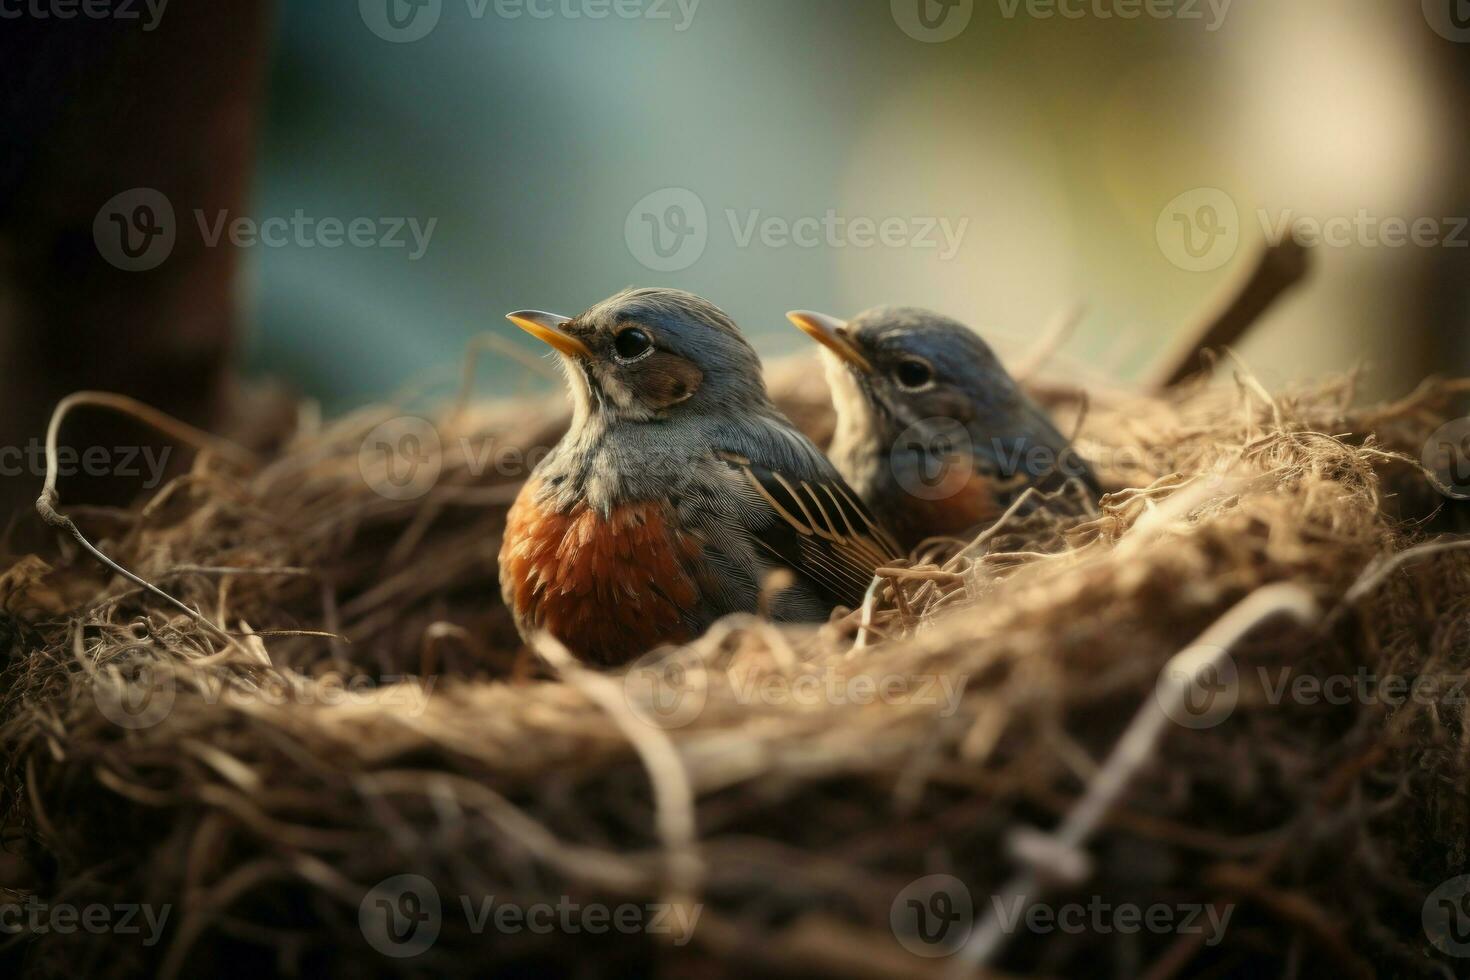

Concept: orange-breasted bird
[[787, 307, 1100, 553], [499, 288, 900, 666]]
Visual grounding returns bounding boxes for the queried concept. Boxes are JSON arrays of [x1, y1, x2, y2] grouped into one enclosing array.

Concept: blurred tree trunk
[[0, 1, 273, 523], [1410, 25, 1470, 395], [1429, 34, 1470, 387]]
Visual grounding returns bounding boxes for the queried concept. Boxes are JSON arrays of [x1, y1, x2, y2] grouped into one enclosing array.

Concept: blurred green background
[[245, 0, 1470, 411]]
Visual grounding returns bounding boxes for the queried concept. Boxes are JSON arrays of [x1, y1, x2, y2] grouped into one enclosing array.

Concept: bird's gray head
[[787, 306, 1019, 445], [509, 287, 771, 427], [788, 306, 1099, 547]]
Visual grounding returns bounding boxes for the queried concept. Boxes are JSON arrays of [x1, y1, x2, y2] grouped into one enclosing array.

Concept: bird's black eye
[[894, 358, 934, 390], [614, 327, 654, 360]]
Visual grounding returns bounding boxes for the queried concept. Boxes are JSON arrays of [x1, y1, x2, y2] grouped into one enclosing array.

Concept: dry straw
[[2, 358, 1469, 978]]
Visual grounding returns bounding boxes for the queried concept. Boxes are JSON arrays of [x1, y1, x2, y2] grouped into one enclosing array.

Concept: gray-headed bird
[[499, 288, 900, 666], [788, 306, 1100, 553]]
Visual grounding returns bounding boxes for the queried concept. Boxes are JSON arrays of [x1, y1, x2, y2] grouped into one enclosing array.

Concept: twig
[[875, 567, 963, 585], [1013, 302, 1087, 382], [950, 487, 1043, 566], [950, 583, 1319, 975], [164, 565, 313, 578], [1149, 237, 1312, 390], [35, 392, 258, 643], [855, 576, 884, 651], [535, 635, 704, 902], [451, 332, 560, 420], [1361, 377, 1470, 424], [1326, 537, 1470, 627]]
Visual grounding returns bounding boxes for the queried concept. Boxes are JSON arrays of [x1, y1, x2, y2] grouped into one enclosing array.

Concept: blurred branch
[[1149, 236, 1312, 391], [1013, 301, 1087, 382]]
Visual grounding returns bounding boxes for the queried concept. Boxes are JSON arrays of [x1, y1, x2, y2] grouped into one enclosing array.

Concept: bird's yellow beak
[[786, 310, 873, 374], [506, 310, 593, 359]]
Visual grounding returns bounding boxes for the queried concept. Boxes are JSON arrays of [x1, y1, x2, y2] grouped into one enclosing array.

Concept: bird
[[499, 288, 900, 666], [786, 306, 1101, 553]]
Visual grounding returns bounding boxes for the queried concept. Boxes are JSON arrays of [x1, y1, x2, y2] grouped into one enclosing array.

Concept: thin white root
[[535, 635, 705, 905], [951, 582, 1319, 975]]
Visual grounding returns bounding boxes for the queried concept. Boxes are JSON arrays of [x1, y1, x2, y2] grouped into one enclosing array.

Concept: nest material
[[2, 361, 1470, 979]]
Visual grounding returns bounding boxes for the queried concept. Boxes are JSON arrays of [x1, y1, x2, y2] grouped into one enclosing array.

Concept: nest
[[2, 360, 1470, 979]]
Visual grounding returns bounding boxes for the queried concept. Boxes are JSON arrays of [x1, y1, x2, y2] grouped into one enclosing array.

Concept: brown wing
[[717, 451, 900, 609]]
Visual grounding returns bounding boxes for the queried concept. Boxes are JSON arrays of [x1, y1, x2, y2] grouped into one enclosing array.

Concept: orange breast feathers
[[892, 470, 1002, 546], [499, 480, 708, 666]]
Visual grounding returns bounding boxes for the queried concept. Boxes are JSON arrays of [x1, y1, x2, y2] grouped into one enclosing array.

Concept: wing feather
[[715, 451, 900, 609]]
